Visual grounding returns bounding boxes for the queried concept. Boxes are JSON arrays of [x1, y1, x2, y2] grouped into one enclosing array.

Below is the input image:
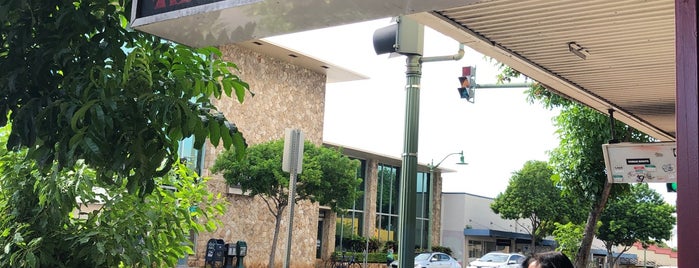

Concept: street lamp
[[427, 151, 467, 251]]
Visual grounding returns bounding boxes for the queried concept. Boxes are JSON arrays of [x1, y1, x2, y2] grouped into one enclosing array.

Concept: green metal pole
[[427, 164, 435, 252], [398, 54, 422, 268]]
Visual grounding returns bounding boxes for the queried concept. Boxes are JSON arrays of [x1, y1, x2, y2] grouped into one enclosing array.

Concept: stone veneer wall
[[433, 171, 443, 247], [191, 44, 327, 268], [363, 160, 379, 239]]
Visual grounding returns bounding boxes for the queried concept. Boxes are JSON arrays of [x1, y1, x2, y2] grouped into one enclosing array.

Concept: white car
[[390, 252, 462, 268], [465, 252, 526, 268]]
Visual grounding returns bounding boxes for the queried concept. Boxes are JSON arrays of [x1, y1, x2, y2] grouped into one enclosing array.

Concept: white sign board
[[602, 142, 677, 183]]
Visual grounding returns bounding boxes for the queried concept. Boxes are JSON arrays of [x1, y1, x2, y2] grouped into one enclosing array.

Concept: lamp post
[[426, 151, 467, 251]]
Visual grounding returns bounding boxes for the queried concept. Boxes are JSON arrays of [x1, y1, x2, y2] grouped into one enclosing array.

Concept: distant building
[[441, 192, 555, 263], [440, 193, 678, 268]]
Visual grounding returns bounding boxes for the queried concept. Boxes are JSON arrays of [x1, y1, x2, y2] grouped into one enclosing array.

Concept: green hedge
[[332, 252, 388, 263], [430, 246, 453, 256], [332, 245, 454, 263]]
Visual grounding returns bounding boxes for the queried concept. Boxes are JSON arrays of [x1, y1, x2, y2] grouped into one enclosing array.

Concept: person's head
[[522, 251, 574, 268]]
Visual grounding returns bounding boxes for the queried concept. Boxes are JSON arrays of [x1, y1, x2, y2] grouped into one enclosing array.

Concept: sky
[[265, 18, 676, 203], [266, 18, 559, 199]]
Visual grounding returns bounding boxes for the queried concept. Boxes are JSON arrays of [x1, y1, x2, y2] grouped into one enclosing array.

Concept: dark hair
[[521, 251, 574, 268]]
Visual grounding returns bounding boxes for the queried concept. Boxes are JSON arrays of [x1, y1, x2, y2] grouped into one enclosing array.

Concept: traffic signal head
[[458, 66, 476, 103], [372, 16, 424, 56]]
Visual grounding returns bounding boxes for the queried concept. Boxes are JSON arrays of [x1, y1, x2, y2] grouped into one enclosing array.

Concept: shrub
[[431, 246, 453, 256], [332, 251, 386, 263]]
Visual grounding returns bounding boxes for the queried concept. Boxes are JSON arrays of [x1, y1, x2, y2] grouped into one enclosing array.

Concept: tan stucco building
[[178, 42, 447, 268]]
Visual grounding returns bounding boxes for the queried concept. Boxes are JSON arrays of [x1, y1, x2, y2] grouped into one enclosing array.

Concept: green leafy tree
[[552, 222, 586, 262], [491, 160, 563, 252], [1, 0, 249, 266], [0, 124, 226, 267], [496, 64, 652, 268], [542, 96, 651, 268], [0, 0, 249, 196], [598, 183, 675, 268], [212, 140, 363, 268]]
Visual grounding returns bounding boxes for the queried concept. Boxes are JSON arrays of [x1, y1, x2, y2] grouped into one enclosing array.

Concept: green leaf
[[220, 126, 233, 149], [232, 81, 248, 102], [70, 100, 98, 131], [232, 133, 246, 160], [208, 121, 220, 147], [26, 252, 36, 267]]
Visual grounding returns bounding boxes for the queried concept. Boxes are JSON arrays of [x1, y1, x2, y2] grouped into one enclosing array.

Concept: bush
[[332, 251, 386, 263], [431, 246, 453, 256], [338, 236, 384, 253], [368, 237, 381, 253]]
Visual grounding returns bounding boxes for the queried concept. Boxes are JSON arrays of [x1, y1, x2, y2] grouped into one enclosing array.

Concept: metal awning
[[131, 0, 677, 141], [412, 0, 676, 141]]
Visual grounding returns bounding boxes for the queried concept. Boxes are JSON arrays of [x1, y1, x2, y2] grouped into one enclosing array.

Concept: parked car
[[465, 252, 526, 268], [390, 252, 462, 268]]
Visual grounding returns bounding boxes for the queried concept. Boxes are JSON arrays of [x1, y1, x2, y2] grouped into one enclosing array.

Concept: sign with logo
[[602, 142, 677, 183]]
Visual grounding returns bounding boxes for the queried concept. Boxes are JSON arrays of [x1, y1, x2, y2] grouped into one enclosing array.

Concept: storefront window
[[335, 159, 366, 251], [374, 164, 431, 249], [375, 164, 399, 242]]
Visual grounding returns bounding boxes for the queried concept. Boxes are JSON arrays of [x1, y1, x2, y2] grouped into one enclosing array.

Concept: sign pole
[[282, 129, 304, 268]]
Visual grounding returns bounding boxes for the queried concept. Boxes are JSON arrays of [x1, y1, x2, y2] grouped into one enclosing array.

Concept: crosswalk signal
[[666, 182, 677, 192], [458, 66, 476, 103]]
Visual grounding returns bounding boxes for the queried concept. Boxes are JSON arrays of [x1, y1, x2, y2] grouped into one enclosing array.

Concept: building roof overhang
[[131, 0, 678, 141]]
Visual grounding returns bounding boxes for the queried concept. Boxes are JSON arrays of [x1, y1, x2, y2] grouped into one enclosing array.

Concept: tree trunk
[[530, 225, 537, 254], [529, 216, 539, 254], [574, 180, 613, 268], [605, 243, 614, 268], [269, 208, 285, 268]]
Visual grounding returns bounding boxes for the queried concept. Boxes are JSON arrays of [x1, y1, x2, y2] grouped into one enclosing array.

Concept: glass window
[[468, 240, 483, 259], [178, 136, 203, 174], [416, 172, 429, 218], [374, 164, 432, 250], [336, 159, 367, 250], [415, 171, 430, 249], [510, 255, 523, 264], [485, 241, 497, 254], [415, 218, 427, 250], [375, 164, 400, 243]]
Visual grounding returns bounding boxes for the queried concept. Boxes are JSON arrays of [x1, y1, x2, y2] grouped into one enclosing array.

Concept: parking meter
[[236, 240, 247, 268], [224, 243, 237, 268]]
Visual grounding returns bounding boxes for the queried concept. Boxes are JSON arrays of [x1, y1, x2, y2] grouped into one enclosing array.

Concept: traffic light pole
[[397, 54, 422, 268], [372, 17, 466, 268]]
